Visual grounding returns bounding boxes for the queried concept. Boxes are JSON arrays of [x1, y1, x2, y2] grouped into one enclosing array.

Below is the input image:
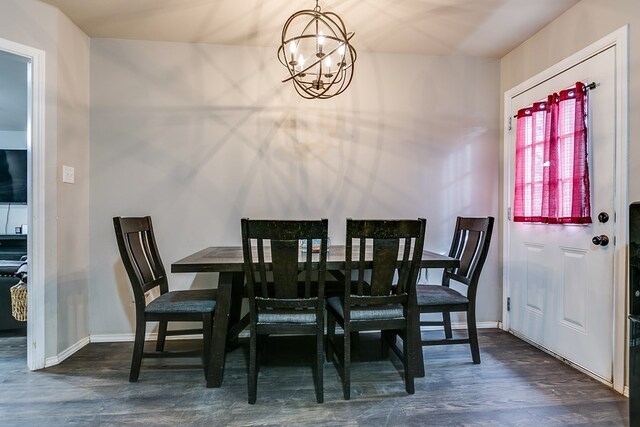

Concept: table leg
[[220, 271, 246, 350], [206, 279, 231, 388]]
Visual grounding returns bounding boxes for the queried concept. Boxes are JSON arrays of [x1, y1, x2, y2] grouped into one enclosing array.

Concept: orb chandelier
[[277, 0, 357, 100]]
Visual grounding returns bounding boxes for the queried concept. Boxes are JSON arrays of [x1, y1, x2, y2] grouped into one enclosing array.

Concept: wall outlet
[[62, 165, 75, 184]]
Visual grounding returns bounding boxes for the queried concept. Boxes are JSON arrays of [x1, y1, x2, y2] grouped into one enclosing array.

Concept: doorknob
[[592, 235, 609, 246], [598, 212, 609, 223]]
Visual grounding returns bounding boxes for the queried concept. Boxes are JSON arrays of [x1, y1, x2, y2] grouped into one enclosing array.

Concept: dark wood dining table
[[171, 245, 459, 378]]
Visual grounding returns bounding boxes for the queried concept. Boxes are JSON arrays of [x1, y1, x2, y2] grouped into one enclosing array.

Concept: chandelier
[[277, 0, 357, 100]]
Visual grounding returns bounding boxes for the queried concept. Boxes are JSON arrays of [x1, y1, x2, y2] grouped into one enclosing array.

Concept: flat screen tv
[[0, 149, 27, 204]]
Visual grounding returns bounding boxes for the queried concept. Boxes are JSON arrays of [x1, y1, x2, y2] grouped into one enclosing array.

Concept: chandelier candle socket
[[277, 0, 357, 99]]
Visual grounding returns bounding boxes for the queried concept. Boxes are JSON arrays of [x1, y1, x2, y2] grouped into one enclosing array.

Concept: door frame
[[0, 37, 46, 370], [502, 26, 629, 393]]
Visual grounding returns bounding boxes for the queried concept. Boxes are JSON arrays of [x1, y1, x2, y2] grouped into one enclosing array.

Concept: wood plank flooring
[[0, 329, 629, 426]]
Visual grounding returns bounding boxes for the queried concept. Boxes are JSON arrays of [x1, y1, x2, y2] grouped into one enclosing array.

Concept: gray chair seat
[[145, 290, 217, 314], [258, 310, 317, 324], [327, 296, 404, 321], [416, 285, 468, 307]]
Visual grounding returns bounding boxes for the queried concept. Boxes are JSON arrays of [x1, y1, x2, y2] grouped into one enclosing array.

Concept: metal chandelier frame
[[277, 0, 357, 99]]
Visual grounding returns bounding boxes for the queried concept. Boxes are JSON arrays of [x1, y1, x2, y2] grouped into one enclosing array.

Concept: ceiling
[[1, 0, 581, 131], [39, 0, 580, 58]]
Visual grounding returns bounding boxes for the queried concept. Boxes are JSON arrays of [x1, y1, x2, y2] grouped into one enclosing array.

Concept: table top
[[171, 245, 459, 273]]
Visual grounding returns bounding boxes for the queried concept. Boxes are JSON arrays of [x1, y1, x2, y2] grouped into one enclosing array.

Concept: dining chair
[[113, 216, 231, 387], [417, 216, 494, 364], [241, 218, 329, 404], [326, 218, 426, 400]]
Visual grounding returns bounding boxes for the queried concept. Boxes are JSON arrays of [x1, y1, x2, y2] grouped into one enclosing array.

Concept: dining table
[[171, 245, 459, 378]]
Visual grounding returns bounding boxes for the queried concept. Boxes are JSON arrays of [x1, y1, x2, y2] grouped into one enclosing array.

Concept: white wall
[[56, 10, 90, 352], [90, 38, 500, 335], [0, 0, 60, 358], [0, 0, 90, 359]]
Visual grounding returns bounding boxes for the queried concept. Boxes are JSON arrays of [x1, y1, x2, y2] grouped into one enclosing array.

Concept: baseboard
[[90, 321, 501, 344], [44, 336, 90, 368], [89, 333, 202, 343], [41, 321, 502, 367], [420, 321, 500, 331]]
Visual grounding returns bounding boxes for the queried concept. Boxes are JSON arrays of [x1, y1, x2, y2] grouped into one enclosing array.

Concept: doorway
[[0, 37, 46, 371], [502, 27, 628, 393], [0, 50, 28, 338]]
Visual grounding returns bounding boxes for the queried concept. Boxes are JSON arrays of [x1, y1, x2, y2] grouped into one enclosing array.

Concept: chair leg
[[201, 313, 212, 380], [343, 325, 351, 400], [403, 326, 415, 395], [467, 309, 481, 364], [443, 311, 453, 339], [315, 326, 324, 404], [326, 313, 335, 362], [129, 317, 146, 382], [248, 327, 258, 404], [156, 320, 168, 352], [381, 330, 392, 358], [258, 335, 268, 364]]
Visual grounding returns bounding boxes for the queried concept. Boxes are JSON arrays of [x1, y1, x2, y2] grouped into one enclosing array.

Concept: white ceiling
[[1, 0, 581, 131], [40, 0, 580, 57]]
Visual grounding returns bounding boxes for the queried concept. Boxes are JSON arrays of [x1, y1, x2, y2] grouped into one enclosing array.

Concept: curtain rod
[[512, 82, 597, 118]]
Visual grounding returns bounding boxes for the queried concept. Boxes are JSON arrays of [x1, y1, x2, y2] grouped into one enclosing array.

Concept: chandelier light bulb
[[289, 41, 297, 54], [338, 44, 345, 56], [324, 55, 331, 68], [317, 31, 325, 46]]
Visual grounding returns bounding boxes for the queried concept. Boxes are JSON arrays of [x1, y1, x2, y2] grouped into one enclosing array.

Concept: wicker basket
[[10, 282, 27, 322]]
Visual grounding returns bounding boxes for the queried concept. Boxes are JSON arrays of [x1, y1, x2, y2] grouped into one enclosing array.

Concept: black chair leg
[[467, 310, 481, 364], [443, 311, 453, 339], [403, 326, 415, 395], [381, 330, 392, 358], [326, 313, 335, 362], [343, 326, 351, 400], [248, 328, 258, 404], [316, 327, 324, 404], [130, 318, 146, 382], [156, 320, 168, 352], [202, 313, 212, 379]]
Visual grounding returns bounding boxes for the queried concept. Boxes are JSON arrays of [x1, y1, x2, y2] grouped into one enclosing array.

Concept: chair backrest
[[241, 218, 329, 317], [443, 216, 494, 298], [345, 218, 426, 307], [113, 216, 168, 310]]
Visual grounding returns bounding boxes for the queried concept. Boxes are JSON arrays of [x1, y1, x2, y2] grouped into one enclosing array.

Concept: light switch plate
[[62, 165, 75, 184]]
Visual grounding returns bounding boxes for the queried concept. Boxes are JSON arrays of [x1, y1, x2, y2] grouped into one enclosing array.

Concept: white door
[[507, 46, 616, 382]]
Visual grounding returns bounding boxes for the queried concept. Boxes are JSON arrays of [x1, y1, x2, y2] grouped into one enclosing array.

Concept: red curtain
[[514, 82, 591, 224]]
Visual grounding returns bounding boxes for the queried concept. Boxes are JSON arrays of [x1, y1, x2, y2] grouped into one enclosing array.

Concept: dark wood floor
[[0, 329, 628, 426]]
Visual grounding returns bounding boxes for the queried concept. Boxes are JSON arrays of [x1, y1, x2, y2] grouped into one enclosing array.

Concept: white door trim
[[502, 25, 629, 393], [0, 37, 46, 371]]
